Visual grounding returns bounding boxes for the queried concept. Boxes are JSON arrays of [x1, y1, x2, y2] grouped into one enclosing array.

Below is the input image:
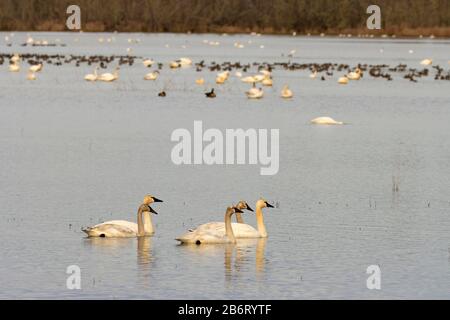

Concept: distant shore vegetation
[[0, 0, 449, 37]]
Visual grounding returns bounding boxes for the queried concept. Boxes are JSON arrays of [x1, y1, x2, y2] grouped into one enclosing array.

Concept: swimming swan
[[246, 84, 264, 99], [281, 85, 293, 98], [9, 63, 20, 72], [98, 67, 119, 82], [82, 195, 163, 238], [184, 199, 273, 239], [84, 67, 99, 81], [311, 116, 344, 125], [347, 68, 361, 80], [144, 70, 159, 80], [29, 64, 43, 73], [176, 206, 244, 244]]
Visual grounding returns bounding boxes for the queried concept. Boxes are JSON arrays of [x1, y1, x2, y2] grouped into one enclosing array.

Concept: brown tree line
[[0, 0, 449, 35]]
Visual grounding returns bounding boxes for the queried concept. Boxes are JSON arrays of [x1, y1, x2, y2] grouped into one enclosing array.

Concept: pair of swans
[[176, 199, 274, 245], [82, 195, 163, 237], [246, 84, 264, 99]]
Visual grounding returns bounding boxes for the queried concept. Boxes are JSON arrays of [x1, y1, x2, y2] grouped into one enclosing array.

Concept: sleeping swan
[[176, 206, 244, 244], [82, 195, 163, 238], [184, 199, 274, 239]]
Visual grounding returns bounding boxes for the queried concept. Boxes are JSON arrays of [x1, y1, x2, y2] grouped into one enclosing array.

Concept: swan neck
[[143, 211, 154, 234], [235, 212, 244, 224], [255, 206, 268, 237], [137, 206, 145, 236], [225, 211, 236, 243]]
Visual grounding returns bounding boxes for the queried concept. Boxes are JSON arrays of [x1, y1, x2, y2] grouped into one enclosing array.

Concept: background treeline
[[0, 0, 449, 36]]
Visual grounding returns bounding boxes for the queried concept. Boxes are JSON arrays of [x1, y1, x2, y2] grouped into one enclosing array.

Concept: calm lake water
[[0, 32, 449, 299]]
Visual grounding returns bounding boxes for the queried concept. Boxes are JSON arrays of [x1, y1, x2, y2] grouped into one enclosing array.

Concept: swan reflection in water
[[180, 238, 267, 281], [84, 236, 154, 286]]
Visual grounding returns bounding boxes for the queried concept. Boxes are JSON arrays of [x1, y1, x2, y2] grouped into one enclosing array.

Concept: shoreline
[[1, 25, 450, 39]]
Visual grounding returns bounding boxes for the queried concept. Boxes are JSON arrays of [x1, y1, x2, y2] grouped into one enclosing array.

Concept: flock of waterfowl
[[1, 34, 448, 126], [2, 50, 449, 96], [82, 195, 274, 245]]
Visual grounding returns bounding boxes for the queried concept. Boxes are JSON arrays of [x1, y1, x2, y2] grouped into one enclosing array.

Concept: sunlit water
[[1, 32, 449, 299]]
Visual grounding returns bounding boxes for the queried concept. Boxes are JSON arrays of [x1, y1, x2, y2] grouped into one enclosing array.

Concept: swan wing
[[83, 220, 137, 237], [191, 222, 260, 238]]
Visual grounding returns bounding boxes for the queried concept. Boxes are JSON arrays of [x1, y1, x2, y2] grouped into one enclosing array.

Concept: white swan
[[11, 54, 20, 63], [195, 78, 205, 85], [179, 57, 192, 66], [144, 71, 159, 80], [29, 63, 43, 72], [9, 63, 20, 72], [311, 116, 344, 125], [185, 199, 274, 239], [242, 76, 256, 83], [143, 59, 155, 67], [347, 68, 361, 80], [338, 76, 349, 84], [98, 67, 119, 82], [281, 85, 293, 98], [84, 67, 99, 81], [420, 58, 432, 66], [82, 195, 163, 238], [262, 76, 273, 86], [176, 206, 244, 244]]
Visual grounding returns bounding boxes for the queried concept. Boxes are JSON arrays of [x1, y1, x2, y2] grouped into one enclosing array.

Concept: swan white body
[[144, 71, 159, 80], [246, 87, 264, 99], [179, 199, 273, 241], [176, 207, 243, 244], [420, 58, 432, 66], [83, 195, 162, 238], [83, 214, 153, 238], [29, 64, 43, 72], [9, 63, 20, 72], [143, 59, 154, 67], [347, 69, 361, 80], [11, 54, 20, 63], [241, 76, 256, 83], [338, 76, 349, 84], [98, 68, 119, 82], [281, 85, 293, 98], [262, 77, 273, 86], [311, 116, 344, 125], [84, 67, 98, 81], [179, 57, 192, 66]]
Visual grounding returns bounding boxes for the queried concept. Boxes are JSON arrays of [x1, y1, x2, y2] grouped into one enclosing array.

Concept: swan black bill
[[153, 197, 163, 202], [149, 206, 159, 215], [265, 202, 274, 208], [246, 205, 254, 212]]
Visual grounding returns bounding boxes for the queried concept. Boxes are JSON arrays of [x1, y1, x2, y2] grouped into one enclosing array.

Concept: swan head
[[236, 200, 253, 212], [143, 194, 163, 205], [226, 206, 244, 216], [256, 198, 274, 209]]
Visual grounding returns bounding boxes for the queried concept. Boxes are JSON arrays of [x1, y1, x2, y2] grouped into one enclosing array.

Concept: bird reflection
[[137, 236, 153, 266], [137, 237, 153, 286], [180, 238, 267, 282]]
